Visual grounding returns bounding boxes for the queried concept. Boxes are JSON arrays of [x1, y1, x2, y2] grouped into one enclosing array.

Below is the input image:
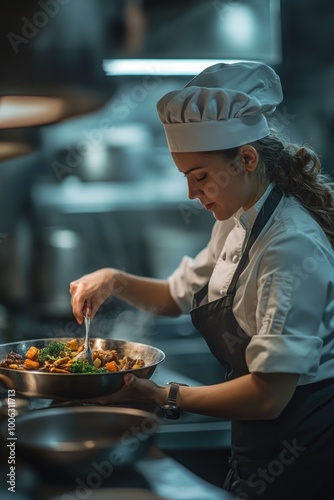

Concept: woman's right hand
[[69, 268, 120, 324]]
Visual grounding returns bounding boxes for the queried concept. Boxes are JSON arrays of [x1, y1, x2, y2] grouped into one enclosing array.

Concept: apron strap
[[226, 184, 283, 296], [193, 282, 209, 306]]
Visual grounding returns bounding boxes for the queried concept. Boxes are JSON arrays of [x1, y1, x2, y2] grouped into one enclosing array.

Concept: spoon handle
[[83, 299, 92, 318]]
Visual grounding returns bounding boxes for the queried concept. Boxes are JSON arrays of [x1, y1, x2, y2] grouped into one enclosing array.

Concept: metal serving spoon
[[73, 301, 93, 364]]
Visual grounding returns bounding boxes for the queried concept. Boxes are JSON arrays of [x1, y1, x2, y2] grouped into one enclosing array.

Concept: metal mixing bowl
[[0, 338, 165, 400]]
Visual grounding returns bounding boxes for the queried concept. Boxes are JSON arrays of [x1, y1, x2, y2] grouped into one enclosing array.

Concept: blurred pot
[[55, 123, 153, 182], [1, 406, 159, 478], [36, 228, 85, 316]]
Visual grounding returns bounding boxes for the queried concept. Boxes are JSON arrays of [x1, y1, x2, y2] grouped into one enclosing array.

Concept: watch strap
[[166, 382, 181, 406], [161, 382, 189, 419], [166, 381, 189, 408]]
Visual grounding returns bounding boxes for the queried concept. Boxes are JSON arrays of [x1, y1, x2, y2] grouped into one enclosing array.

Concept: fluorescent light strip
[[103, 59, 252, 76]]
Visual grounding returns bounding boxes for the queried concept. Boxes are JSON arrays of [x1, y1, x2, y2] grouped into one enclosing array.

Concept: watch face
[[162, 404, 180, 419]]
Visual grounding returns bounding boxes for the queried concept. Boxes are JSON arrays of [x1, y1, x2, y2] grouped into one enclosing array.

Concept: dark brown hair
[[221, 132, 334, 247]]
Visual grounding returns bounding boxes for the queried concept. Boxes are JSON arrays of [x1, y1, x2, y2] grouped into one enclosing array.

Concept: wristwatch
[[161, 382, 189, 419]]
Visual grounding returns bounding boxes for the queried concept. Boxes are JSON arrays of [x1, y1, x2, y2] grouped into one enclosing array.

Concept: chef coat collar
[[234, 182, 276, 231]]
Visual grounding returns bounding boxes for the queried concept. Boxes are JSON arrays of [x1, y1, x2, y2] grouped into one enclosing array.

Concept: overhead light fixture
[[0, 0, 126, 128], [0, 96, 66, 129], [0, 89, 109, 130], [103, 58, 250, 76]]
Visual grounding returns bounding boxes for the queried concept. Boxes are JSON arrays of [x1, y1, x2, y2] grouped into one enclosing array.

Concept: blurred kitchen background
[[1, 0, 334, 487], [1, 0, 333, 336], [1, 0, 334, 380]]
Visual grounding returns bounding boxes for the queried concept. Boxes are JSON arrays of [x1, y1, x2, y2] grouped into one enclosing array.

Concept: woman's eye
[[195, 174, 207, 182]]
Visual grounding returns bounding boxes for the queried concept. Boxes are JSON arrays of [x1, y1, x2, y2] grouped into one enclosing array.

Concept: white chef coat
[[168, 183, 334, 385]]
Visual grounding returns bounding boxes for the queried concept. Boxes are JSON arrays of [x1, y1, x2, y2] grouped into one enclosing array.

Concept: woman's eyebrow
[[180, 165, 205, 175]]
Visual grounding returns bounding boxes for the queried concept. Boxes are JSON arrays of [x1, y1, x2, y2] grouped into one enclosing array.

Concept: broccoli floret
[[69, 360, 107, 374], [38, 341, 71, 363]]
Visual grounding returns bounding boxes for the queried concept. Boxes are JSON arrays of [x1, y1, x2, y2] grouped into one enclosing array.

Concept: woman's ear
[[238, 145, 259, 172]]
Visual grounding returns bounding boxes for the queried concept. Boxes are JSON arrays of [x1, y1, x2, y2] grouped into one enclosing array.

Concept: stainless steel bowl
[[0, 406, 159, 478], [0, 338, 165, 400]]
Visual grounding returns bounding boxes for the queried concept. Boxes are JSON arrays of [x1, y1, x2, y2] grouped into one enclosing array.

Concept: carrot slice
[[105, 361, 118, 372], [23, 359, 40, 370], [25, 346, 39, 360]]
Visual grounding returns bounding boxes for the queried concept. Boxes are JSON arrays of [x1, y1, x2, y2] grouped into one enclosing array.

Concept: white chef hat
[[156, 62, 283, 152]]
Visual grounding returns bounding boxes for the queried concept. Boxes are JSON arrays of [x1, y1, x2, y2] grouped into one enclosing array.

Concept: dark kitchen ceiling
[[0, 0, 282, 133], [1, 1, 281, 91], [104, 0, 282, 76], [0, 0, 127, 127], [132, 0, 281, 62]]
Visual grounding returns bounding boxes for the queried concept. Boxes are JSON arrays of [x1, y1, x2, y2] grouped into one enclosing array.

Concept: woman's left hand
[[75, 374, 169, 406]]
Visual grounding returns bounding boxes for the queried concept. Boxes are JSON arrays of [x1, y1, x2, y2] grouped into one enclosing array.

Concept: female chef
[[70, 62, 334, 499]]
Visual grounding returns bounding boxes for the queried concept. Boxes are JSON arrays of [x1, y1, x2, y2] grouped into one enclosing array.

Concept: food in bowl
[[0, 339, 146, 374], [0, 338, 165, 399]]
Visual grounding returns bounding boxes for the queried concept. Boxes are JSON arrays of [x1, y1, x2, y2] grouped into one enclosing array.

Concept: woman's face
[[172, 147, 266, 221]]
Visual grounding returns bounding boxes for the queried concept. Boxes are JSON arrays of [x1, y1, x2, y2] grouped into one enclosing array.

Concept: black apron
[[190, 185, 334, 500]]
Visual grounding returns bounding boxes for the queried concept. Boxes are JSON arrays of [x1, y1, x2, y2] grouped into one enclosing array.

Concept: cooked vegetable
[[70, 360, 107, 374], [66, 338, 79, 351], [25, 346, 39, 360], [38, 341, 71, 363], [93, 357, 102, 368], [105, 360, 118, 372], [23, 359, 40, 370]]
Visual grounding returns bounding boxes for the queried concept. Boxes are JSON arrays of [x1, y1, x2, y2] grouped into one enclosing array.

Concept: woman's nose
[[187, 178, 202, 200]]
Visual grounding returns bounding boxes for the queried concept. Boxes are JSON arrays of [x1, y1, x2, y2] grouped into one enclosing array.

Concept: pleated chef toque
[[156, 62, 283, 152]]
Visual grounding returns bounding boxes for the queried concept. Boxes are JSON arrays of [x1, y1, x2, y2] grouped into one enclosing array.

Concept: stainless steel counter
[[1, 446, 234, 500], [0, 380, 233, 500], [31, 178, 191, 213], [35, 448, 235, 500]]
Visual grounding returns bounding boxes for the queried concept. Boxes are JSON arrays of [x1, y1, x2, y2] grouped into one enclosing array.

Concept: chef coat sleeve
[[167, 221, 223, 313], [246, 232, 332, 376]]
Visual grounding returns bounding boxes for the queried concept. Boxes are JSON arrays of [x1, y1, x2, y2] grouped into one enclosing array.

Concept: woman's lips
[[204, 202, 215, 210]]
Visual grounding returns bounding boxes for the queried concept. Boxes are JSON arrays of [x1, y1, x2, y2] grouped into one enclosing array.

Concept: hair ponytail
[[252, 133, 334, 248]]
